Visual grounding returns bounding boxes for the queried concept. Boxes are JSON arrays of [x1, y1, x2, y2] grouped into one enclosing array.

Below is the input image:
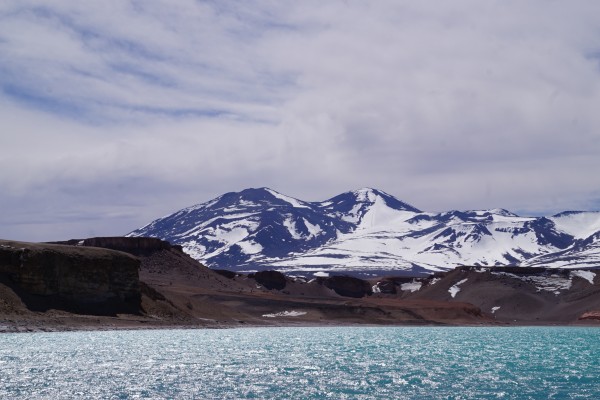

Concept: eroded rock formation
[[0, 240, 140, 315]]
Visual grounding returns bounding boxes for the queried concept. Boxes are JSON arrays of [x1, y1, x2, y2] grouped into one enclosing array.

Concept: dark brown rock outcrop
[[375, 279, 397, 294], [0, 240, 140, 315], [323, 275, 373, 298], [254, 270, 287, 290]]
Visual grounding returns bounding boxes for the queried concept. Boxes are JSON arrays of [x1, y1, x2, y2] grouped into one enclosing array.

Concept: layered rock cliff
[[0, 240, 140, 315]]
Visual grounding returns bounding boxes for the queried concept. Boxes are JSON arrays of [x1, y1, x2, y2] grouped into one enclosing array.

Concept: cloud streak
[[1, 1, 600, 241]]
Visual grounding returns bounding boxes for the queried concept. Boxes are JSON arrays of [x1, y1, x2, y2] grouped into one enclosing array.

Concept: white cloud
[[1, 1, 600, 240]]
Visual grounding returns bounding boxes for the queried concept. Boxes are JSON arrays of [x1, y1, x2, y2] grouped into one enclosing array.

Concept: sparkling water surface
[[1, 326, 599, 399]]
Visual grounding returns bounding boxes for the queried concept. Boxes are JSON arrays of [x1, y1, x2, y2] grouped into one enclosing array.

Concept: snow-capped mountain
[[523, 212, 600, 269], [127, 188, 600, 276]]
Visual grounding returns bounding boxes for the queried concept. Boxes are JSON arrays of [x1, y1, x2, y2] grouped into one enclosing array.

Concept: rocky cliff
[[0, 240, 140, 315]]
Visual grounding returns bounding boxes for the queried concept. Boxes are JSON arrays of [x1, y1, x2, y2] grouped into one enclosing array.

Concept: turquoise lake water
[[0, 326, 598, 399]]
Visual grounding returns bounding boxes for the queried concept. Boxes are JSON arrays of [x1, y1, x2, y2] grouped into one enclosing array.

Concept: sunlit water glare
[[1, 327, 598, 399]]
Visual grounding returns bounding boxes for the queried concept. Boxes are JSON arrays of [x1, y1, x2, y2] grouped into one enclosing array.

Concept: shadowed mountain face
[[128, 188, 600, 275]]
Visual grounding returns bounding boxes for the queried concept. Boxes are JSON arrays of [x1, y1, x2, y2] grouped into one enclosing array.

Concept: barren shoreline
[[2, 319, 598, 334]]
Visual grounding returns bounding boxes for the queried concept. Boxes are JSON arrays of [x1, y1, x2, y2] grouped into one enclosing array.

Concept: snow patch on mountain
[[265, 188, 310, 209], [303, 219, 322, 238], [571, 270, 596, 284], [238, 240, 263, 255], [401, 281, 422, 292], [449, 279, 468, 298], [550, 211, 600, 239], [282, 217, 303, 240]]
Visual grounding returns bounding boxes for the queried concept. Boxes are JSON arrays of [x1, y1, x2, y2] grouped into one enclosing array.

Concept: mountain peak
[[212, 187, 310, 209], [327, 188, 420, 212], [352, 187, 378, 201], [262, 188, 310, 209], [487, 208, 519, 217], [238, 187, 277, 197]]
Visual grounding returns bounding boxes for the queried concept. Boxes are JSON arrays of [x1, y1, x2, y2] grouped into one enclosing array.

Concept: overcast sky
[[2, 1, 600, 241]]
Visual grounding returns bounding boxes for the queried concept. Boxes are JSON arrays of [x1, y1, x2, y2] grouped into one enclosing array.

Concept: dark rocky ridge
[[51, 236, 182, 257]]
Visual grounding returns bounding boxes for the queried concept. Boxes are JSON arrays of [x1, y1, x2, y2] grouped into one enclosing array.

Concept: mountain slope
[[131, 188, 353, 269], [128, 188, 600, 276]]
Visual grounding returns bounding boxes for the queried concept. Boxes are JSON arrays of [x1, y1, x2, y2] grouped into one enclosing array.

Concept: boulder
[[323, 275, 372, 298], [376, 279, 397, 294], [254, 270, 287, 290]]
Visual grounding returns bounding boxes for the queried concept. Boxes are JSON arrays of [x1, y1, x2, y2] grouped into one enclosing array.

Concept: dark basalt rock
[[487, 266, 570, 278], [323, 275, 373, 298], [376, 279, 398, 294], [0, 240, 141, 315], [254, 270, 287, 290]]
